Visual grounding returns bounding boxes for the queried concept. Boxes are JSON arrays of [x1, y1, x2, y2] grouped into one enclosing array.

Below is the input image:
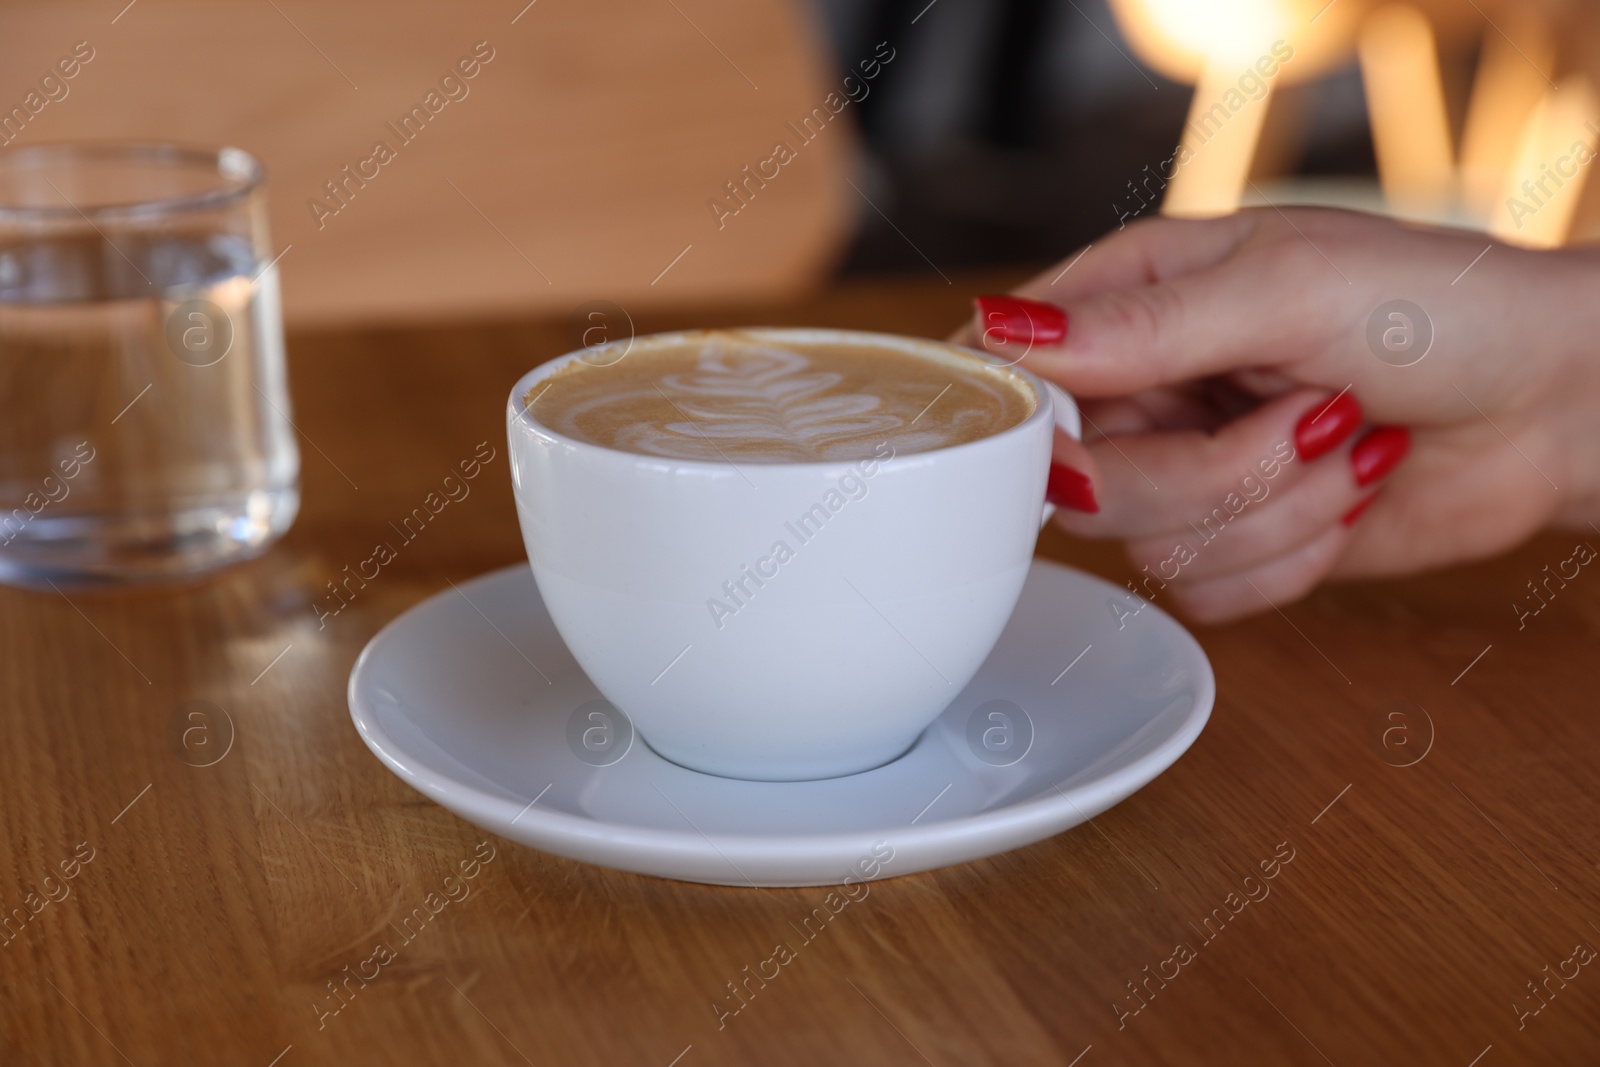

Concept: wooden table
[[4, 272, 1598, 1066]]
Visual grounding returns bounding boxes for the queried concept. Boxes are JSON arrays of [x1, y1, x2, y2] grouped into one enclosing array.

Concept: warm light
[[1116, 0, 1289, 69], [1106, 0, 1358, 85], [1163, 62, 1276, 217], [1489, 78, 1600, 248], [1358, 4, 1455, 213], [1109, 0, 1363, 217], [1459, 14, 1555, 217]]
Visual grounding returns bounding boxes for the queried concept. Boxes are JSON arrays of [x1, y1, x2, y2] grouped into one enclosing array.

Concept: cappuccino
[[528, 331, 1033, 462]]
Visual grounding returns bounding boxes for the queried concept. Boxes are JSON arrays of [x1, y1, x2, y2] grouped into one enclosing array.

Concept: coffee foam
[[528, 332, 1034, 462]]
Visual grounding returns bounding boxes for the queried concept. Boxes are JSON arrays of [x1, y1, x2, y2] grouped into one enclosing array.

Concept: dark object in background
[[813, 0, 1379, 276]]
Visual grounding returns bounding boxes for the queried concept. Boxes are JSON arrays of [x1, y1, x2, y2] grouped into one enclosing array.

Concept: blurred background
[[6, 0, 1598, 326], [827, 0, 1600, 270]]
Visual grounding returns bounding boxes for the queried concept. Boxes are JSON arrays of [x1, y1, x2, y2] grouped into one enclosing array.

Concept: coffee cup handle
[[1040, 381, 1082, 529]]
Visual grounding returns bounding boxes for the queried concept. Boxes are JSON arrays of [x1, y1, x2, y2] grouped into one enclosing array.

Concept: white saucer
[[348, 560, 1214, 886]]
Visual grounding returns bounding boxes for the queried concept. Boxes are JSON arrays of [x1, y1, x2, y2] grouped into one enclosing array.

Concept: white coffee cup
[[507, 328, 1080, 781]]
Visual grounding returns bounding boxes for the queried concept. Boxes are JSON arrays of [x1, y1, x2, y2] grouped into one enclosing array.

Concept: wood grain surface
[[2, 271, 1599, 1066]]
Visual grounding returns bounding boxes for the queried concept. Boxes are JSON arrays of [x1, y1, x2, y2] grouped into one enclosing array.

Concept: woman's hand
[[954, 208, 1600, 623]]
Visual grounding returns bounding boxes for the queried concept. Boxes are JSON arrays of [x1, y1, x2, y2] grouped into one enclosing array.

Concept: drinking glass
[[0, 142, 299, 585]]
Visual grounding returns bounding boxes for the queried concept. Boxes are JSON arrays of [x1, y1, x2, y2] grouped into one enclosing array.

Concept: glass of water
[[0, 142, 299, 585]]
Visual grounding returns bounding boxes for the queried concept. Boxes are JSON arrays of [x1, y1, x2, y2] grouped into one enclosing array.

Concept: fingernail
[[1350, 426, 1411, 487], [1342, 494, 1377, 526], [1294, 391, 1363, 462], [1047, 463, 1098, 513], [975, 295, 1067, 346]]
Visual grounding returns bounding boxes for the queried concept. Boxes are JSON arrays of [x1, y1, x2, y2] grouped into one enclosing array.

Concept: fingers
[[959, 215, 1352, 398], [1002, 214, 1260, 305], [1047, 431, 1102, 515], [1107, 418, 1412, 623], [1161, 524, 1348, 624], [1328, 425, 1543, 580], [983, 262, 1315, 398], [1054, 389, 1350, 539], [1052, 386, 1414, 623], [1077, 386, 1237, 440], [1123, 438, 1365, 583], [1015, 213, 1259, 304], [947, 213, 1256, 350]]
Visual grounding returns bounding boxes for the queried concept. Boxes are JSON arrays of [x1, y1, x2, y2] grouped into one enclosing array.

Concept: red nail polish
[[975, 295, 1067, 346], [1342, 494, 1376, 526], [1350, 426, 1411, 488], [1294, 391, 1363, 462], [1047, 463, 1098, 513]]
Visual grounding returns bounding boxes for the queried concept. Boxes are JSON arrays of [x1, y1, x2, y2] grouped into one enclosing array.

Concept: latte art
[[531, 332, 1033, 462]]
